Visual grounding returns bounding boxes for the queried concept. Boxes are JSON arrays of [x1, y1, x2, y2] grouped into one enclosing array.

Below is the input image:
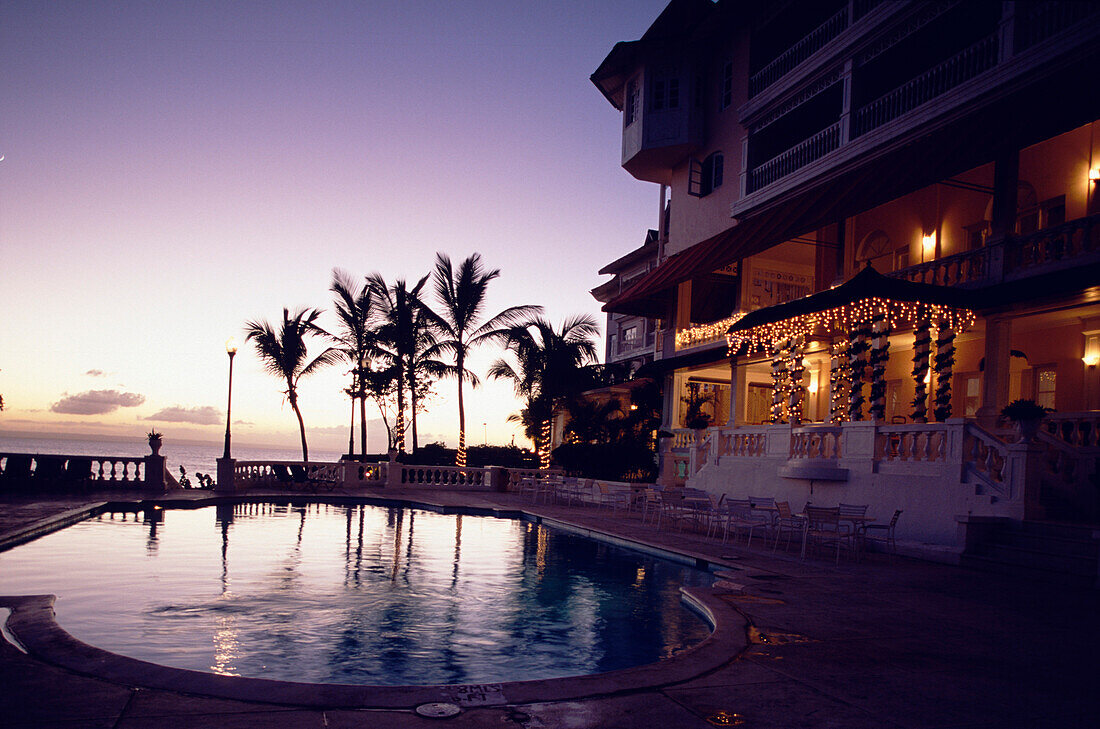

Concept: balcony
[[749, 6, 849, 98], [851, 33, 1000, 139], [747, 122, 841, 194], [887, 213, 1100, 288]]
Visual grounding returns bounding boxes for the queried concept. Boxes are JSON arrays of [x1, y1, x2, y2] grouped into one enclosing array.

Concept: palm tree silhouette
[[367, 273, 440, 455], [489, 315, 599, 468], [330, 269, 377, 458], [431, 253, 542, 466], [244, 307, 340, 461]]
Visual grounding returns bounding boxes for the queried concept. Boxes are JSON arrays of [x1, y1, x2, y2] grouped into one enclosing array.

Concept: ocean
[[0, 434, 343, 483]]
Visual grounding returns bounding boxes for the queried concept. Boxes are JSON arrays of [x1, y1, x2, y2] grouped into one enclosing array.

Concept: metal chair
[[860, 509, 903, 559]]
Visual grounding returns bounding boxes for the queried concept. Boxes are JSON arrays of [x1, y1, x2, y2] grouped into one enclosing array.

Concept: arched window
[[689, 152, 724, 197], [856, 230, 906, 273]]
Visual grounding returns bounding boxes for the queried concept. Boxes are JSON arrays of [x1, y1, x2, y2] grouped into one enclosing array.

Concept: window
[[688, 152, 724, 197], [650, 77, 679, 111], [625, 79, 639, 127], [963, 374, 981, 416], [609, 333, 618, 355], [622, 325, 638, 346], [1035, 365, 1056, 410], [1040, 195, 1066, 228], [720, 60, 733, 110]]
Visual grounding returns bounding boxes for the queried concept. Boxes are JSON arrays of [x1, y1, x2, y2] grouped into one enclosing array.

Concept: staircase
[[961, 520, 1100, 588]]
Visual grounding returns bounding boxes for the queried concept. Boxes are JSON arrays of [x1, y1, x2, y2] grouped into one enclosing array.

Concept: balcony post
[[976, 316, 1012, 429], [839, 59, 853, 145], [998, 1, 1016, 63]]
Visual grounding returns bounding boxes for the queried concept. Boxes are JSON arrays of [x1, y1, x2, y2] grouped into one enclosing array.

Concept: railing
[[875, 423, 948, 463], [888, 245, 993, 287], [790, 426, 842, 460], [505, 467, 564, 490], [962, 424, 1009, 498], [0, 452, 147, 487], [749, 6, 849, 97], [853, 0, 887, 21], [1043, 412, 1100, 449], [676, 313, 745, 349], [748, 121, 841, 193], [1015, 1, 1100, 52], [397, 464, 487, 487], [671, 429, 697, 450], [718, 426, 768, 458], [234, 460, 348, 489], [1006, 214, 1100, 277], [852, 33, 999, 138]]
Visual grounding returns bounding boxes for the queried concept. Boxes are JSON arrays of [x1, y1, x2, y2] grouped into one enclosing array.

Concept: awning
[[727, 266, 977, 352]]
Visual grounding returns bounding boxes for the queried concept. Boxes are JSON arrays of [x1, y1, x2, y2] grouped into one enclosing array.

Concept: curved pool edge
[[0, 587, 746, 709]]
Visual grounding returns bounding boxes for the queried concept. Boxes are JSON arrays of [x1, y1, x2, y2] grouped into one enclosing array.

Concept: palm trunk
[[291, 394, 309, 462], [395, 364, 406, 453], [359, 394, 367, 457], [409, 369, 419, 455], [456, 351, 466, 467]]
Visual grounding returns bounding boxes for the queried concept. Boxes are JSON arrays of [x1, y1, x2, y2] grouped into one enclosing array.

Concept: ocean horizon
[[0, 433, 344, 484]]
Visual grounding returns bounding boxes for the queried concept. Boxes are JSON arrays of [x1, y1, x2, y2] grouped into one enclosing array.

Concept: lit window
[[622, 325, 638, 344], [1036, 366, 1056, 410]]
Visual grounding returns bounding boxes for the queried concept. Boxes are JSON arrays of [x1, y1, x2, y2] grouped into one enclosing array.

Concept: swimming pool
[[0, 501, 714, 686]]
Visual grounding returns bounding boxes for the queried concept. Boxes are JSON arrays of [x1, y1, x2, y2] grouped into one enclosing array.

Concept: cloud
[[146, 406, 222, 425], [85, 369, 107, 377], [50, 390, 145, 415]]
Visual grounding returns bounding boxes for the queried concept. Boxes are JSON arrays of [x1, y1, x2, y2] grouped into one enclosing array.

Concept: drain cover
[[415, 702, 462, 719]]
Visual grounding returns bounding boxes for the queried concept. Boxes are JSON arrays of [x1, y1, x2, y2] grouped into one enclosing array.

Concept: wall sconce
[[921, 232, 936, 254], [1084, 334, 1100, 367], [1089, 168, 1100, 182], [807, 369, 819, 394]]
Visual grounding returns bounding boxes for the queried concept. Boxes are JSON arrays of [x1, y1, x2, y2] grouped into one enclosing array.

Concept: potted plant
[[1000, 399, 1051, 443], [681, 384, 716, 434], [147, 429, 163, 455]]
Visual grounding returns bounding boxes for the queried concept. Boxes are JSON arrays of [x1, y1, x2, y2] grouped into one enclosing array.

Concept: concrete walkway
[[1, 489, 1098, 728]]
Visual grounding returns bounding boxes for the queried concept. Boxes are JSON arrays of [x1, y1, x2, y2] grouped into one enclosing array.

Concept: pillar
[[976, 316, 1012, 428], [788, 335, 806, 426], [911, 314, 932, 423], [868, 310, 890, 421], [933, 322, 957, 422], [727, 358, 739, 426]]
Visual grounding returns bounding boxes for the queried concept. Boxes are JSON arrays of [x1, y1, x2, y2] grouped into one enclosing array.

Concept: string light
[[678, 312, 746, 348], [726, 297, 976, 355]]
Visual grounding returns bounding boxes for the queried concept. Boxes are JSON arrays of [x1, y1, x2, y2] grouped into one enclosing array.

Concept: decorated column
[[868, 309, 890, 421], [933, 321, 956, 422], [770, 337, 789, 423], [788, 335, 806, 426], [829, 339, 850, 423], [848, 318, 871, 421], [910, 312, 932, 423]]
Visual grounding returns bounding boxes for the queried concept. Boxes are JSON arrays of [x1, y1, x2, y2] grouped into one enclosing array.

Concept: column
[[933, 321, 957, 422], [976, 316, 1012, 428], [868, 310, 890, 421], [727, 358, 740, 426], [911, 313, 932, 423], [849, 319, 871, 421], [788, 335, 806, 426]]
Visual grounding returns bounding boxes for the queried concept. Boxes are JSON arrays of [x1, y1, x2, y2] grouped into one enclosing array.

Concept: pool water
[[0, 502, 713, 685]]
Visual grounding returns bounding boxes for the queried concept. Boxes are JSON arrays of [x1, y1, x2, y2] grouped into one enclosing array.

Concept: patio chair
[[804, 506, 853, 565], [717, 499, 769, 547], [639, 487, 666, 525], [271, 464, 295, 488], [32, 456, 66, 490], [771, 501, 806, 553], [63, 457, 94, 490], [596, 481, 631, 512], [1, 455, 33, 489], [679, 488, 719, 534], [860, 509, 902, 559], [516, 476, 540, 500]]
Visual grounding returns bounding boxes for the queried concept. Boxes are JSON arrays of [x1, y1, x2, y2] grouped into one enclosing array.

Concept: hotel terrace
[[590, 0, 1100, 568]]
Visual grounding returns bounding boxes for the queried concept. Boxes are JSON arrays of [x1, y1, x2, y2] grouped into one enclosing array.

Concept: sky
[[0, 0, 669, 453]]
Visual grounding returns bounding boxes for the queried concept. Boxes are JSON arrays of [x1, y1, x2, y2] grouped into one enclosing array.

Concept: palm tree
[[367, 273, 438, 454], [330, 268, 377, 458], [431, 253, 542, 466], [489, 315, 600, 468], [244, 307, 340, 461]]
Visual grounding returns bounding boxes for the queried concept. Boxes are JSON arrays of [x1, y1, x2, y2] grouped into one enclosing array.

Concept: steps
[[960, 520, 1100, 587]]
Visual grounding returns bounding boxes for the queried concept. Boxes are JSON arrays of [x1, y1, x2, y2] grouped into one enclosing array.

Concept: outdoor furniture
[[860, 509, 903, 559], [771, 501, 806, 553], [516, 477, 540, 501], [717, 499, 769, 547], [676, 488, 716, 533], [32, 457, 66, 489], [1, 455, 33, 488], [63, 457, 93, 490], [596, 481, 631, 512], [803, 506, 853, 565], [639, 487, 666, 525]]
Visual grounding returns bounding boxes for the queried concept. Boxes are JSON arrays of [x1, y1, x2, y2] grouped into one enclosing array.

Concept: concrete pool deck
[[1, 488, 1098, 728]]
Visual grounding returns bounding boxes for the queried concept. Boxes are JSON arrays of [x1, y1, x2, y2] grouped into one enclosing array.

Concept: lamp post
[[216, 338, 238, 492]]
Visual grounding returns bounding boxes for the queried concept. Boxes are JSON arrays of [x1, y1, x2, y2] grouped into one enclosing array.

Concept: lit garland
[[848, 317, 871, 421], [933, 322, 956, 422], [727, 297, 975, 355], [788, 335, 805, 426], [911, 313, 932, 423], [868, 311, 890, 421], [539, 420, 552, 469], [770, 338, 789, 423], [829, 339, 850, 423], [677, 312, 746, 348], [456, 430, 467, 467]]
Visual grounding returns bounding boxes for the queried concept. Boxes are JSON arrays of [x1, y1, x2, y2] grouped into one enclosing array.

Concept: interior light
[[921, 232, 936, 252], [1084, 334, 1100, 366], [1089, 168, 1100, 182]]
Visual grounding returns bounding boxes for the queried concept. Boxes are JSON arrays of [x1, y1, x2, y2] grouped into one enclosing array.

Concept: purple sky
[[0, 1, 668, 451]]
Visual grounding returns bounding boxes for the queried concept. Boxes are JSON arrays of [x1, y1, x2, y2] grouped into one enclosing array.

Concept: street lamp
[[217, 338, 238, 493], [223, 337, 238, 459]]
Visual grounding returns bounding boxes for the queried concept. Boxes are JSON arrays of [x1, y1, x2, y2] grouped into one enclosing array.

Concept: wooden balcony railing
[[852, 33, 999, 138], [748, 121, 841, 193], [749, 6, 849, 98]]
